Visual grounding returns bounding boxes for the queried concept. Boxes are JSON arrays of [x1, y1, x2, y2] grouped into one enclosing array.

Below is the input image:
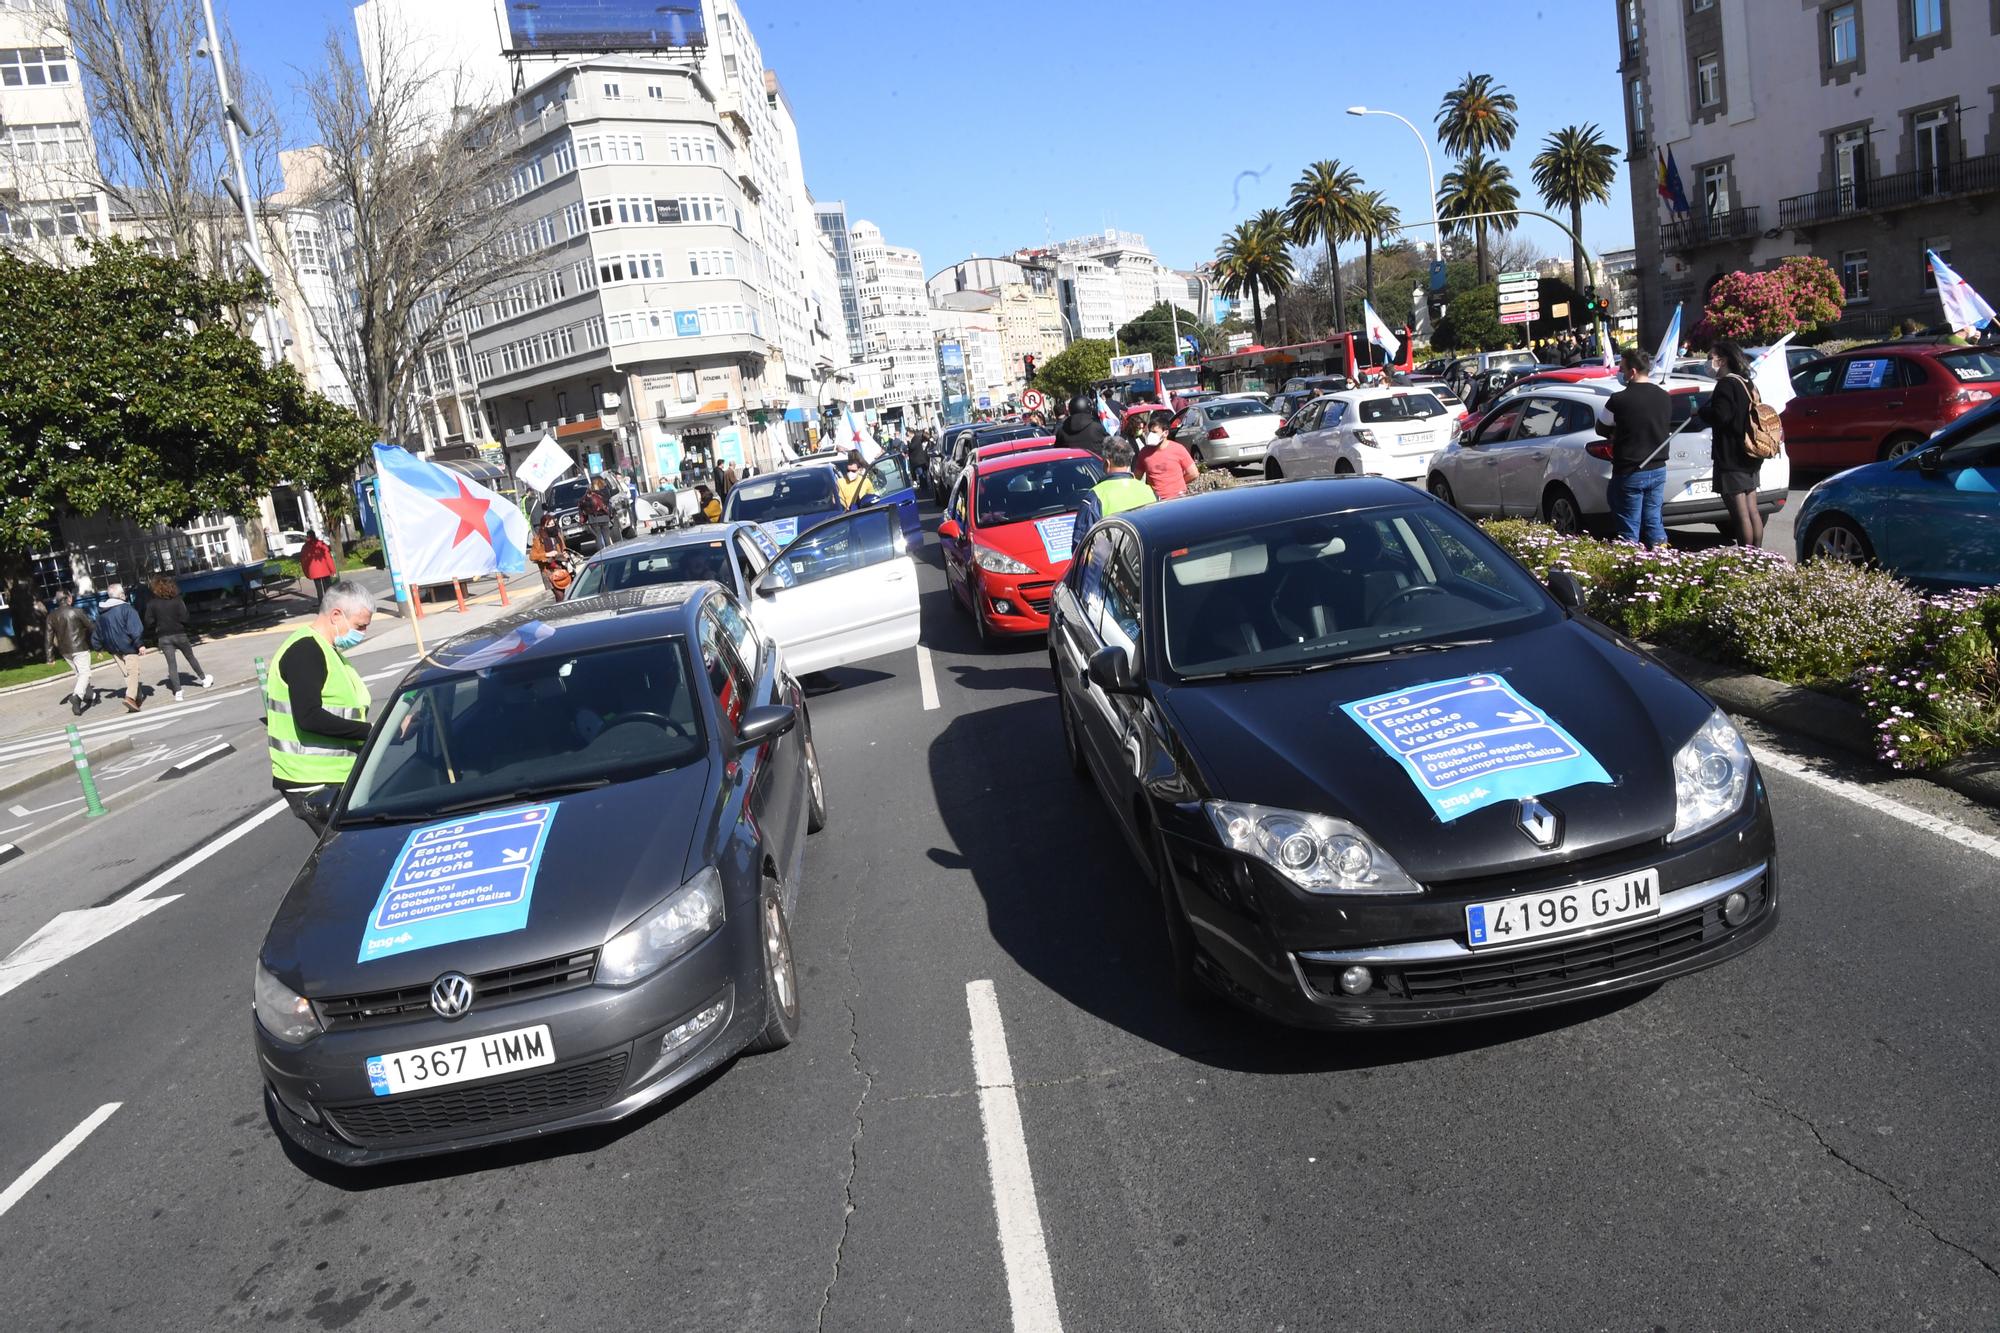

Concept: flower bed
[[1483, 521, 2000, 771]]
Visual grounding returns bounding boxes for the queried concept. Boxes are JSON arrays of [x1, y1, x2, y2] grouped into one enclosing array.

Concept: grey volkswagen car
[[253, 584, 825, 1166]]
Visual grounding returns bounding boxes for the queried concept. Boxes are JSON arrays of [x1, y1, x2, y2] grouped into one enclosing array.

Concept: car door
[[862, 453, 922, 551], [1492, 397, 1567, 516], [1269, 399, 1321, 475], [1817, 355, 1903, 466], [1783, 357, 1843, 463], [747, 507, 920, 675], [939, 475, 972, 603], [701, 596, 806, 887], [1293, 400, 1348, 477], [1869, 417, 2000, 585], [1449, 402, 1524, 514], [1053, 528, 1116, 784]]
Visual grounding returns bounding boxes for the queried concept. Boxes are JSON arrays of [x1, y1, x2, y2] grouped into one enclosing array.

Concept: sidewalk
[[0, 572, 548, 745]]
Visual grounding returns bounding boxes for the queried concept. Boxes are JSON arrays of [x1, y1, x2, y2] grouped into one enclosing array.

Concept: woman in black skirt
[[1698, 340, 1763, 547]]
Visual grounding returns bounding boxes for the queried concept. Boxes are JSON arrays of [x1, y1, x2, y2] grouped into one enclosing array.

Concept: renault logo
[[1517, 798, 1563, 850], [430, 972, 475, 1019]]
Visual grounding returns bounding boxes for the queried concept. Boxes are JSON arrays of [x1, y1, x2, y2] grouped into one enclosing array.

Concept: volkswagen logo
[[1517, 798, 1563, 850], [429, 972, 475, 1019]]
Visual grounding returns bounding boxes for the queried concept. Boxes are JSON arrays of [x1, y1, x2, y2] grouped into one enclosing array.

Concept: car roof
[[1840, 340, 1978, 358], [1109, 477, 1426, 550], [1317, 385, 1446, 404], [412, 584, 713, 682], [970, 447, 1096, 482], [972, 435, 1057, 458], [577, 524, 757, 564]]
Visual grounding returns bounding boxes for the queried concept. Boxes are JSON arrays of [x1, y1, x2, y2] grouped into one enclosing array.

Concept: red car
[[1784, 343, 2000, 468], [968, 435, 1057, 467], [938, 447, 1105, 644]]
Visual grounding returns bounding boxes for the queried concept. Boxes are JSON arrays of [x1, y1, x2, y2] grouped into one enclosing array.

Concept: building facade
[[0, 0, 106, 259], [849, 218, 938, 429], [814, 199, 866, 361], [1617, 0, 2000, 341], [929, 293, 1007, 413]]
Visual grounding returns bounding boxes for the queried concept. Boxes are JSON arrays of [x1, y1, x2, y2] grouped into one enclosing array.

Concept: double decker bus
[[1199, 329, 1415, 398]]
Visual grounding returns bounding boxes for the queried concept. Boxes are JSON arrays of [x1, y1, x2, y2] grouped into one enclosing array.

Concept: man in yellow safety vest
[[267, 579, 374, 823]]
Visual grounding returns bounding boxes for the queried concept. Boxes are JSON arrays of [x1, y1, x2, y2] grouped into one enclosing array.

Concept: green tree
[[1115, 301, 1200, 368], [1531, 124, 1621, 299], [1283, 159, 1366, 333], [1438, 151, 1521, 283], [0, 240, 374, 556], [1436, 72, 1520, 158], [1030, 338, 1115, 402], [1251, 209, 1293, 340], [1214, 217, 1295, 344]]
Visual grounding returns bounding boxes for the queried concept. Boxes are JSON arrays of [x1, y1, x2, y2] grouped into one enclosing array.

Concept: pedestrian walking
[[298, 530, 337, 602], [143, 575, 212, 701], [47, 588, 96, 716], [581, 476, 619, 551], [1593, 349, 1672, 548], [91, 580, 147, 712], [267, 579, 373, 824], [529, 512, 573, 597], [1134, 410, 1198, 501], [1052, 392, 1110, 459], [1698, 340, 1767, 548]]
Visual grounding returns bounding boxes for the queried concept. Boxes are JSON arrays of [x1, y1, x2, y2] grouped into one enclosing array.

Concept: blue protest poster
[[358, 804, 559, 962], [1340, 675, 1612, 822], [1034, 514, 1077, 564], [765, 515, 800, 547]]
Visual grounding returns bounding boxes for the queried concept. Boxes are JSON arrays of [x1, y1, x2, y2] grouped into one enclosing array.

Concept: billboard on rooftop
[[501, 1, 707, 54]]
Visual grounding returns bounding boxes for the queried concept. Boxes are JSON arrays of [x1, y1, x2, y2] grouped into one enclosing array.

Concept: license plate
[[1465, 868, 1660, 949], [1680, 478, 1714, 499], [1399, 432, 1437, 448], [365, 1023, 555, 1097]]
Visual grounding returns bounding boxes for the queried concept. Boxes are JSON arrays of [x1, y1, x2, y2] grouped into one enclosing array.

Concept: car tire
[[1428, 474, 1456, 508], [1880, 433, 1926, 461], [1148, 822, 1206, 1005], [1542, 484, 1584, 535], [1189, 442, 1206, 467], [804, 727, 828, 833], [1803, 513, 1875, 565], [973, 602, 993, 649], [744, 886, 801, 1054], [1264, 461, 1284, 481]]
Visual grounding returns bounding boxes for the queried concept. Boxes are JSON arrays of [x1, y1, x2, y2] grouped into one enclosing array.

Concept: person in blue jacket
[[91, 580, 147, 712]]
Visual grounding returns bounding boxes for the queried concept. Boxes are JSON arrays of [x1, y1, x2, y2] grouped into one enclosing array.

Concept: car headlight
[[973, 544, 1035, 575], [254, 962, 321, 1045], [1668, 708, 1752, 842], [1205, 801, 1421, 895], [598, 867, 727, 986]]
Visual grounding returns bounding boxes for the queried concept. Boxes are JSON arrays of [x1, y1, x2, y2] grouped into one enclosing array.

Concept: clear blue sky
[[226, 0, 1636, 274]]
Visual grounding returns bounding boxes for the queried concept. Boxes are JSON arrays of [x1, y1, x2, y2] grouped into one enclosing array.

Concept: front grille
[[1298, 875, 1768, 1005], [1019, 579, 1055, 612], [324, 1052, 630, 1147], [316, 950, 598, 1030]]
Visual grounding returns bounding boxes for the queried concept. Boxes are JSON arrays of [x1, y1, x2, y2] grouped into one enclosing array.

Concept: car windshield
[[1937, 350, 2000, 382], [542, 477, 590, 510], [569, 541, 734, 599], [1358, 393, 1447, 423], [1205, 400, 1274, 421], [975, 457, 1104, 526], [343, 638, 704, 822], [726, 469, 838, 523], [1164, 506, 1555, 676]]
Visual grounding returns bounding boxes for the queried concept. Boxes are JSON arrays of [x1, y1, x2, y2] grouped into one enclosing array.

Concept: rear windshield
[[1938, 350, 2000, 382], [1206, 400, 1274, 420], [542, 477, 590, 510], [569, 542, 734, 599], [975, 456, 1104, 527], [1358, 393, 1447, 423], [725, 469, 838, 523]]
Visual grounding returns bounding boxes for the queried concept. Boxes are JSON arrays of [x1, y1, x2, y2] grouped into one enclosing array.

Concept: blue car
[[722, 454, 921, 550], [1795, 399, 2000, 587]]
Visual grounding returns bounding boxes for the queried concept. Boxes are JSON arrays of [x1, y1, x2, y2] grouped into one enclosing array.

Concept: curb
[[1644, 642, 2000, 809], [0, 735, 135, 802]]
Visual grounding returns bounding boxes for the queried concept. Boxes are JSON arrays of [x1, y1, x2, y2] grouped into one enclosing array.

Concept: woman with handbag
[[1698, 340, 1765, 548]]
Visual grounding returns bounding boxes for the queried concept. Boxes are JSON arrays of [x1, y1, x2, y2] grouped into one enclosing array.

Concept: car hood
[[1157, 621, 1713, 884], [975, 511, 1081, 575], [262, 762, 713, 997]]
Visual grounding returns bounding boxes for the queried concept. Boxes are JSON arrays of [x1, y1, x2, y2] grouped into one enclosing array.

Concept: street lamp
[[1347, 106, 1442, 257]]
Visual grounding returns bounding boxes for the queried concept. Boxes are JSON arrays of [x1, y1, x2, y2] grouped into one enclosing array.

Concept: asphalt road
[[3, 504, 1998, 1332]]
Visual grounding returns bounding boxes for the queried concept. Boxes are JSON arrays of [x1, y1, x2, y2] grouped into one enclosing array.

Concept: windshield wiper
[[1182, 637, 1497, 680], [427, 778, 611, 817], [1332, 637, 1496, 664]]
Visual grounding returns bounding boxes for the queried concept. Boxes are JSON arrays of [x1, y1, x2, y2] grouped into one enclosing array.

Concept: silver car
[[1174, 398, 1287, 469]]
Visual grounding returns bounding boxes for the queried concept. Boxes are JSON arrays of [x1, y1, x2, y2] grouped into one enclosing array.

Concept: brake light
[[1206, 426, 1229, 441], [1585, 440, 1614, 461], [1947, 388, 1993, 407]]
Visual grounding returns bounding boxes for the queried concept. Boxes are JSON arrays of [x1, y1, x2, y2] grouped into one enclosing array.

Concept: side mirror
[[295, 787, 337, 835], [735, 703, 798, 749], [1085, 644, 1144, 696], [1547, 569, 1585, 612], [1275, 423, 1294, 438], [937, 518, 962, 541], [752, 559, 798, 597], [1915, 445, 1946, 474]]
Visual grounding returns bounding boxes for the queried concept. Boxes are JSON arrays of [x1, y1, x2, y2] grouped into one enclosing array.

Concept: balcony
[[1660, 205, 1760, 253], [1779, 153, 2000, 230], [501, 411, 620, 451]]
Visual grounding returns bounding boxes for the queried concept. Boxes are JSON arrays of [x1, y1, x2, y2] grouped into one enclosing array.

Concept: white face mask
[[1144, 430, 1164, 446]]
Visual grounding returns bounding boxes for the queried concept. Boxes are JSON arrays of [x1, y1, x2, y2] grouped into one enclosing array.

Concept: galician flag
[[372, 444, 529, 584], [1095, 392, 1122, 437], [1652, 303, 1683, 378], [1928, 249, 1997, 337], [1361, 299, 1403, 364], [1747, 335, 1798, 413], [840, 407, 882, 462]]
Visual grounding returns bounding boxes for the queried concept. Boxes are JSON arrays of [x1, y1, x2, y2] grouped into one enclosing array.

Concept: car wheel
[[1334, 459, 1356, 476], [1542, 485, 1584, 535], [1264, 461, 1284, 481], [745, 886, 801, 1054], [1428, 474, 1456, 508], [1055, 667, 1089, 781], [1804, 514, 1875, 565], [1881, 433, 1926, 461], [1148, 822, 1206, 1005], [1188, 442, 1206, 467], [803, 727, 827, 833], [973, 601, 993, 649]]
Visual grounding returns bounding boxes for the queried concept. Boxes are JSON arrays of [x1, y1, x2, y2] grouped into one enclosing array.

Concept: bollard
[[453, 579, 467, 614], [496, 572, 511, 607], [254, 655, 268, 692], [66, 724, 106, 819]]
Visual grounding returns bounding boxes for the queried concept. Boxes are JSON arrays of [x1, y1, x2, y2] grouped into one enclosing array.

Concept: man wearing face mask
[[266, 579, 374, 819], [1133, 409, 1198, 501]]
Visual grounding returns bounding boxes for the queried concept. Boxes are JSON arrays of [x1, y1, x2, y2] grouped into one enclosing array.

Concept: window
[[1910, 0, 1943, 39], [601, 80, 621, 99], [0, 46, 69, 85], [764, 509, 898, 590], [1101, 534, 1142, 657], [1922, 237, 1950, 291], [1840, 250, 1870, 302], [1628, 79, 1647, 144], [1701, 163, 1731, 216], [1834, 127, 1868, 203], [1827, 4, 1858, 64], [647, 83, 665, 100], [1, 121, 86, 164], [1695, 54, 1720, 107], [1914, 109, 1951, 193], [552, 139, 576, 175], [1690, 0, 1712, 9], [697, 608, 750, 727]]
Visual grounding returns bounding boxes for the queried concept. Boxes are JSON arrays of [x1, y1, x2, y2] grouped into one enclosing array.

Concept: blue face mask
[[333, 627, 366, 650]]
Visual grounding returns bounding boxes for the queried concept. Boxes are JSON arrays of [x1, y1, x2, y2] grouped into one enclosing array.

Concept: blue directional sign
[[357, 804, 559, 962], [1341, 674, 1612, 821]]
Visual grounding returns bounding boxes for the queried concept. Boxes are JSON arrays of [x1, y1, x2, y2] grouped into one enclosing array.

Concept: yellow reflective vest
[[265, 627, 369, 786]]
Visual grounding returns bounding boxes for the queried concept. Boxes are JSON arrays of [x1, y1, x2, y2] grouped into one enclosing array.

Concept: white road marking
[[916, 644, 940, 711], [966, 980, 1064, 1333], [116, 799, 288, 904], [0, 898, 179, 1001], [0, 1103, 121, 1220], [1756, 746, 2000, 862], [157, 741, 235, 779], [6, 804, 26, 817]]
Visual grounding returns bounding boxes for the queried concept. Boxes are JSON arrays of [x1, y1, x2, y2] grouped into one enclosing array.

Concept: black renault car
[[1050, 479, 1777, 1027], [253, 584, 825, 1165]]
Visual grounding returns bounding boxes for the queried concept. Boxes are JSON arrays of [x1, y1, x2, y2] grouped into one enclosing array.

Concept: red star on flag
[[436, 478, 495, 548]]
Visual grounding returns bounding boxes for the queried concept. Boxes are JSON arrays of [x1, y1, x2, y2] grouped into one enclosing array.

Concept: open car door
[[748, 507, 920, 674]]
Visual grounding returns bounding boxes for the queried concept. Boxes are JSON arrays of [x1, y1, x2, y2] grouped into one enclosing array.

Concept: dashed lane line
[[0, 1103, 121, 1220], [966, 980, 1064, 1333], [1755, 746, 2000, 862], [916, 645, 940, 711]]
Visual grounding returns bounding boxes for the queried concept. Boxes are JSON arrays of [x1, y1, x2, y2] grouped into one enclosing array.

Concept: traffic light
[[1022, 354, 1037, 383], [1582, 291, 1603, 316]]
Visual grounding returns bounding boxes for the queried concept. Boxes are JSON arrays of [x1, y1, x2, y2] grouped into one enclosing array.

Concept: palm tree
[[1213, 216, 1294, 344], [1283, 160, 1365, 332], [1531, 123, 1621, 299], [1438, 151, 1521, 283], [1436, 72, 1520, 158], [1351, 190, 1403, 316], [1251, 208, 1293, 340]]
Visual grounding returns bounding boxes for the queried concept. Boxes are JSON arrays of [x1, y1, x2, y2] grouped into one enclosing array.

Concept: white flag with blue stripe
[[1651, 304, 1683, 379], [1361, 300, 1403, 364], [1929, 250, 1997, 336]]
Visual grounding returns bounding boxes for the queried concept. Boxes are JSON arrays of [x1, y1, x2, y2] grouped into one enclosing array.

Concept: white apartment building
[[0, 0, 106, 258], [850, 219, 938, 428], [1051, 229, 1202, 337], [814, 200, 866, 361], [1617, 0, 2000, 339], [929, 254, 1068, 382]]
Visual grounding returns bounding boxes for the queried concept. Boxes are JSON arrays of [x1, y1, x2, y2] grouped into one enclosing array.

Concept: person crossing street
[[47, 588, 96, 716], [266, 579, 373, 823], [91, 581, 147, 713]]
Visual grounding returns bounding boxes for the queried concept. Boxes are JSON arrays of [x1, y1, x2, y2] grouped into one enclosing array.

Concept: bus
[[1199, 330, 1415, 398]]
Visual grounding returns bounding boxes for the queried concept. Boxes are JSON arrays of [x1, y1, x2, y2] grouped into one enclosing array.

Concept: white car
[[1423, 378, 1792, 534], [269, 529, 309, 558], [1174, 397, 1287, 469], [1263, 388, 1457, 484]]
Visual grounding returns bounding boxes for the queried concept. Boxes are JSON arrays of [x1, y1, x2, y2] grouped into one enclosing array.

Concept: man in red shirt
[[1133, 410, 1198, 500]]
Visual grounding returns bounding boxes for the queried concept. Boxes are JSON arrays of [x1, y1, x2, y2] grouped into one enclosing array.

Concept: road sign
[[1499, 312, 1534, 325], [1022, 388, 1048, 412], [1429, 260, 1448, 292], [1498, 270, 1537, 284], [1551, 302, 1571, 319]]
